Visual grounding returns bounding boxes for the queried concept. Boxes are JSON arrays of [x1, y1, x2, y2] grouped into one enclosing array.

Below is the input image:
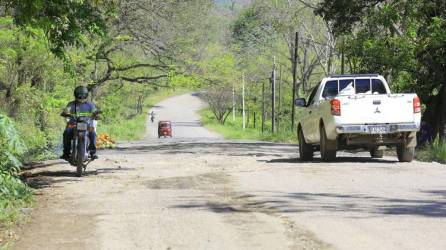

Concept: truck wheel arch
[[297, 123, 302, 136], [320, 118, 337, 141], [319, 119, 325, 131], [297, 124, 305, 140]]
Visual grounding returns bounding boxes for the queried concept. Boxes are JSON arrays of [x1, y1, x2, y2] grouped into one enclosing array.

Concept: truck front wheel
[[396, 145, 414, 162], [298, 127, 313, 161], [320, 125, 337, 161]]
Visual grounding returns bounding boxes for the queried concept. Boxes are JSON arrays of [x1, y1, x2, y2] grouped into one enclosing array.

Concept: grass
[[97, 87, 193, 141], [416, 140, 446, 163], [0, 195, 32, 225], [97, 114, 147, 141], [200, 109, 297, 144], [0, 174, 33, 248]]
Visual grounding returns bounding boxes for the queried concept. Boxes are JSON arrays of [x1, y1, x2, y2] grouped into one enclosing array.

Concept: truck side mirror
[[294, 98, 306, 107]]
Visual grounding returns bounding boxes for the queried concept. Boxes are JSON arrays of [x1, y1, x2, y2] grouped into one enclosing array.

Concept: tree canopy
[[1, 0, 116, 57], [316, 0, 446, 140]]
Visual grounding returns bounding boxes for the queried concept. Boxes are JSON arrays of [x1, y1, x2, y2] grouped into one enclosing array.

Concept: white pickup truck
[[295, 74, 421, 162]]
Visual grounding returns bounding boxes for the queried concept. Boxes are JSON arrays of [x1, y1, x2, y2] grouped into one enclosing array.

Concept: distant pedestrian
[[150, 110, 155, 123]]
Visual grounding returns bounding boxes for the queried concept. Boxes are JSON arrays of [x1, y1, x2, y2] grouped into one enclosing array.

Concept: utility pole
[[341, 37, 345, 74], [278, 64, 282, 133], [232, 82, 236, 122], [291, 32, 299, 130], [272, 56, 276, 133], [262, 80, 265, 133], [242, 74, 246, 130], [253, 96, 257, 129]]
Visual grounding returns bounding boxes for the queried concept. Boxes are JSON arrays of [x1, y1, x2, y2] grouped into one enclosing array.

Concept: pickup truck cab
[[295, 74, 421, 162]]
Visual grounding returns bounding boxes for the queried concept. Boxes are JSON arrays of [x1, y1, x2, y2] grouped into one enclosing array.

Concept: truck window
[[372, 79, 387, 94], [307, 85, 319, 106], [355, 79, 371, 93], [339, 79, 354, 95], [322, 80, 338, 98]]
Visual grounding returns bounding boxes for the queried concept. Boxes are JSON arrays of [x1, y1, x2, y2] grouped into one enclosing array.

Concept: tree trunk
[[262, 80, 265, 133], [439, 81, 446, 143], [277, 65, 282, 133], [291, 32, 299, 130], [271, 58, 276, 133]]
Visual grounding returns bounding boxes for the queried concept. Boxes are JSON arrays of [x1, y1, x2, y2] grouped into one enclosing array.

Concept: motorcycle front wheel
[[76, 136, 86, 177]]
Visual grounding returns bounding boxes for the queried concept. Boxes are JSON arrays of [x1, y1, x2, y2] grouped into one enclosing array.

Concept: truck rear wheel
[[370, 148, 384, 158], [396, 145, 414, 162], [320, 125, 337, 161], [298, 127, 313, 161]]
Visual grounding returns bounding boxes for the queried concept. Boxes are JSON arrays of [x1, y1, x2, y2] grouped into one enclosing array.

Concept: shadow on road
[[109, 141, 295, 158], [22, 161, 62, 171], [265, 157, 397, 164], [109, 141, 398, 163], [21, 164, 135, 189], [171, 189, 446, 218], [171, 121, 203, 127]]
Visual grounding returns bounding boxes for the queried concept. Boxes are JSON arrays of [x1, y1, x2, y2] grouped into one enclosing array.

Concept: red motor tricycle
[[158, 121, 172, 138]]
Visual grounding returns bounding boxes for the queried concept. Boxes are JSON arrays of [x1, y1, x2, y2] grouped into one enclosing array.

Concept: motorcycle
[[68, 115, 95, 177]]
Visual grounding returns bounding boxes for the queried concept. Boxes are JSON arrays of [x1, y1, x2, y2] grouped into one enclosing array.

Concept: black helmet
[[74, 86, 89, 102]]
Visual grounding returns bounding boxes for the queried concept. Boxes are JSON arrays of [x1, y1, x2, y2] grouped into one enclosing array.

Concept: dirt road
[[16, 93, 446, 250]]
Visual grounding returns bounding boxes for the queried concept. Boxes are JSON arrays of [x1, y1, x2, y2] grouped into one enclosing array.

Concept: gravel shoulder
[[15, 93, 446, 250]]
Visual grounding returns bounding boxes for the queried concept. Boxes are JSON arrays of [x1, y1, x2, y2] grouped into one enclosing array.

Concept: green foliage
[[0, 114, 32, 225], [316, 0, 387, 35], [200, 109, 297, 143], [0, 115, 26, 174], [197, 45, 241, 85], [231, 5, 275, 52], [97, 114, 147, 141], [318, 0, 446, 140], [0, 173, 31, 207], [417, 141, 446, 164], [4, 0, 116, 57]]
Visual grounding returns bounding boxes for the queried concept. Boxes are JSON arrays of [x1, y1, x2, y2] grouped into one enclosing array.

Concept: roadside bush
[[0, 114, 32, 223], [417, 141, 446, 164], [0, 115, 27, 172]]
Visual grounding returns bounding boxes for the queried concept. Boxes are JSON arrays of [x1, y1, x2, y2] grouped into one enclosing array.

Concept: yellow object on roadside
[[96, 133, 115, 149]]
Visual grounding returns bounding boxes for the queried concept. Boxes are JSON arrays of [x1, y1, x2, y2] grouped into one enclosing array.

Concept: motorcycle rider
[[150, 110, 155, 122], [60, 86, 100, 161]]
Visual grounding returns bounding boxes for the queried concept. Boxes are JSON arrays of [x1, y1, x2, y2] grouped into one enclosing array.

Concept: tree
[[86, 0, 214, 88], [1, 0, 116, 57], [316, 0, 446, 141], [202, 85, 234, 124], [230, 0, 335, 131]]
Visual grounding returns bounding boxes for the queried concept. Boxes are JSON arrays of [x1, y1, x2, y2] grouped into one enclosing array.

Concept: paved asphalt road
[[15, 93, 446, 250]]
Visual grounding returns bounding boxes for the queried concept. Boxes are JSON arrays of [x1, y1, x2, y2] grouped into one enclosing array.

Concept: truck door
[[306, 80, 338, 143], [302, 84, 320, 143]]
